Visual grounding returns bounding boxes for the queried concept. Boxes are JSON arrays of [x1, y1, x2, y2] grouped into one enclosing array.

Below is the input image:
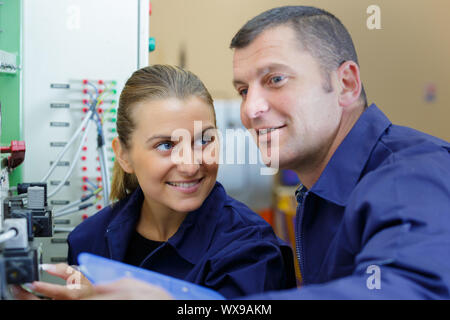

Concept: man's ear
[[112, 137, 134, 174], [336, 61, 362, 108]]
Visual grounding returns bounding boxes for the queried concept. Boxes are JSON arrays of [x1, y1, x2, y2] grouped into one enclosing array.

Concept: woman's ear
[[336, 61, 362, 108], [112, 137, 134, 174]]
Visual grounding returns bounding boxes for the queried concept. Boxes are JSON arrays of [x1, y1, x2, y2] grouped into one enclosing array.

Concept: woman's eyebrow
[[146, 134, 172, 144], [146, 126, 216, 143]]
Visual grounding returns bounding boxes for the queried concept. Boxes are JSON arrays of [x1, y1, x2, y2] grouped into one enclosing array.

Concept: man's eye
[[238, 88, 248, 97], [156, 142, 174, 151], [270, 75, 286, 85]]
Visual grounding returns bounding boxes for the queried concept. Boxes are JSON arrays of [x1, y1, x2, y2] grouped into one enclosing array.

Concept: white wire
[[40, 110, 93, 182], [53, 198, 82, 215], [54, 203, 93, 217], [54, 206, 81, 217], [98, 144, 110, 206], [48, 118, 93, 198], [0, 228, 17, 244]]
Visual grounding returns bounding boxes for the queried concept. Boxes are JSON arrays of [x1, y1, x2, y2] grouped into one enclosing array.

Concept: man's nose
[[242, 86, 269, 120]]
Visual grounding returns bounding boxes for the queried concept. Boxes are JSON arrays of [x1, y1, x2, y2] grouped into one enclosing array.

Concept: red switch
[[82, 166, 87, 171], [82, 214, 89, 220], [82, 146, 87, 151], [96, 205, 102, 210], [0, 141, 26, 170], [81, 156, 87, 161], [82, 185, 88, 191]]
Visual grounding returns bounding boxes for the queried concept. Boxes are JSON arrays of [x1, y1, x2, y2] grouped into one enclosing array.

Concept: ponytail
[[110, 160, 139, 202]]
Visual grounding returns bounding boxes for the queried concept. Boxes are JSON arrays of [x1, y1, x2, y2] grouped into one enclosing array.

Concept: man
[[228, 6, 450, 299], [15, 5, 450, 300]]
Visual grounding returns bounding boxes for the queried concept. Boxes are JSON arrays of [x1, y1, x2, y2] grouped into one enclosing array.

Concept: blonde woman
[[14, 65, 295, 300]]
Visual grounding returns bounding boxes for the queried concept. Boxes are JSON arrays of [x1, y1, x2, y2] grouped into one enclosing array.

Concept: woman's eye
[[156, 142, 174, 151], [195, 134, 215, 147]]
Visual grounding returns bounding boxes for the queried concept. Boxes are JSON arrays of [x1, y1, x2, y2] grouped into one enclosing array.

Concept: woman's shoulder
[[211, 182, 278, 242], [68, 192, 138, 243]]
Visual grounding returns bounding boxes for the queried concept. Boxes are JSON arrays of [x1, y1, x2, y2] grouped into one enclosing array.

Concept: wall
[[149, 0, 450, 141]]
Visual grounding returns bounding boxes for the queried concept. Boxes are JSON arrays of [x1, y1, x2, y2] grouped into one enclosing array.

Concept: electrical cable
[[48, 117, 93, 198], [53, 187, 102, 215], [54, 202, 94, 217], [0, 228, 17, 244], [84, 178, 98, 190], [40, 110, 93, 182], [85, 81, 99, 96]]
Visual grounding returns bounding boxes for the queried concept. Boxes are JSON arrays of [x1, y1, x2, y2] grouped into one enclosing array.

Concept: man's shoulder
[[380, 124, 449, 159], [365, 124, 449, 174]]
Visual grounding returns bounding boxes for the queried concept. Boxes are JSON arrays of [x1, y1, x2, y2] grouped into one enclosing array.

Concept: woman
[[16, 65, 296, 299]]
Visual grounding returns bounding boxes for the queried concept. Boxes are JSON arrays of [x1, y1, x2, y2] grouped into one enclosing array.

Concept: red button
[[82, 166, 87, 171], [81, 156, 87, 161], [82, 176, 88, 182], [82, 79, 88, 84], [96, 205, 102, 210], [82, 146, 87, 151], [82, 214, 89, 220], [96, 177, 102, 182], [96, 166, 101, 171], [82, 185, 88, 191]]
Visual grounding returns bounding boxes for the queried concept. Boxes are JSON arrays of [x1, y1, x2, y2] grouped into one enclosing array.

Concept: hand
[[12, 263, 94, 300], [86, 277, 173, 300]]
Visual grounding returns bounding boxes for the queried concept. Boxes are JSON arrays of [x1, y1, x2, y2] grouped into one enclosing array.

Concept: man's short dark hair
[[230, 6, 367, 107]]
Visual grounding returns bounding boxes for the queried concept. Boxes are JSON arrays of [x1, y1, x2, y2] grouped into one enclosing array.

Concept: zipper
[[295, 185, 308, 285]]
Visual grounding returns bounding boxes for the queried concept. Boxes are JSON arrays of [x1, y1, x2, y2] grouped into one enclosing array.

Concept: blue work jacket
[[249, 104, 450, 299], [67, 182, 296, 298]]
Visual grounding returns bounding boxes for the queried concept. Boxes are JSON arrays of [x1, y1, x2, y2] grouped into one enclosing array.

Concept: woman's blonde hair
[[110, 64, 215, 202]]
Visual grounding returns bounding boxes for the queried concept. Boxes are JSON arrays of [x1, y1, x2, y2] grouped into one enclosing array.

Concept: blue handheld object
[[78, 252, 225, 300]]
